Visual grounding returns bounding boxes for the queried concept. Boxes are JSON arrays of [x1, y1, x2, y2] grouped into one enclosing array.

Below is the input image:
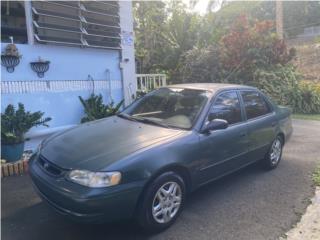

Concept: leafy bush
[[173, 14, 319, 114], [219, 15, 296, 84], [288, 82, 320, 114], [253, 65, 300, 105], [180, 45, 224, 83], [253, 67, 320, 114], [180, 15, 296, 85], [313, 166, 320, 186], [180, 15, 320, 114], [79, 94, 124, 123], [1, 103, 51, 144]]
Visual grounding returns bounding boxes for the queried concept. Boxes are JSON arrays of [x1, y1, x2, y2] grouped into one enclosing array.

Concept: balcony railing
[[136, 74, 167, 92]]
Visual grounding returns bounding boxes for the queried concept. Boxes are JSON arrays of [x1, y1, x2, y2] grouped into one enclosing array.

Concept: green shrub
[[180, 45, 223, 83], [1, 103, 51, 144], [253, 66, 320, 114], [313, 166, 320, 186], [219, 16, 296, 84], [253, 65, 299, 105], [79, 94, 124, 123], [288, 82, 320, 114], [180, 15, 296, 86]]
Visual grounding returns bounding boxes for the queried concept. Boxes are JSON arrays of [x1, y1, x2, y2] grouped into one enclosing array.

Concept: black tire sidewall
[[138, 171, 186, 232]]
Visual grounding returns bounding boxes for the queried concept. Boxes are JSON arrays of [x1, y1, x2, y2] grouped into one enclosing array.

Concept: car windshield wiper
[[133, 117, 170, 128], [118, 113, 170, 128], [118, 113, 186, 130], [117, 113, 140, 122]]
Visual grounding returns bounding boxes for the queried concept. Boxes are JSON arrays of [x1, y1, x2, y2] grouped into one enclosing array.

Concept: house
[[1, 0, 136, 150]]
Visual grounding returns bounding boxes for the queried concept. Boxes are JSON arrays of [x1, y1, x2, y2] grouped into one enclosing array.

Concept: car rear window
[[241, 91, 271, 120]]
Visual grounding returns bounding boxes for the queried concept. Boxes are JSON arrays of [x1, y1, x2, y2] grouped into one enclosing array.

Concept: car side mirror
[[201, 118, 228, 133]]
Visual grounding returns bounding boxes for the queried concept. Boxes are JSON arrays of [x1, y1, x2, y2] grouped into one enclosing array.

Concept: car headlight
[[68, 170, 121, 188]]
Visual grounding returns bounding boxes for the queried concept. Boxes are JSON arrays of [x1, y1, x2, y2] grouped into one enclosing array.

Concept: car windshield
[[120, 87, 209, 129]]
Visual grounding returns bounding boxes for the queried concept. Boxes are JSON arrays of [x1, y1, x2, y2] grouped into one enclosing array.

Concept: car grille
[[37, 155, 64, 176]]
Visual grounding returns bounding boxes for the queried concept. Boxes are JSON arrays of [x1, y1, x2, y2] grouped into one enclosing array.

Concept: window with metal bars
[[32, 0, 121, 49]]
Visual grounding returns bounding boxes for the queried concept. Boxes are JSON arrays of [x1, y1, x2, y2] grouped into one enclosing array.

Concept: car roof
[[167, 83, 256, 92]]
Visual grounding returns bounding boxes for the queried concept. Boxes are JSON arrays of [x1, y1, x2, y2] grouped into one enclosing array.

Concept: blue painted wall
[[2, 44, 122, 81], [1, 43, 123, 129]]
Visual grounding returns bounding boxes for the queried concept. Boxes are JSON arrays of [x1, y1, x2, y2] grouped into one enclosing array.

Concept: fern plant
[[1, 103, 52, 144], [79, 94, 124, 123]]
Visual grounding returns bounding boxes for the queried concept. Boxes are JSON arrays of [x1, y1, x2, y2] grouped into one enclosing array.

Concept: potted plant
[[30, 57, 50, 78], [1, 42, 22, 73], [1, 103, 51, 162]]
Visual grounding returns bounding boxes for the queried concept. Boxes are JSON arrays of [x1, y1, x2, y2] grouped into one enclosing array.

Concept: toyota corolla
[[29, 83, 293, 232]]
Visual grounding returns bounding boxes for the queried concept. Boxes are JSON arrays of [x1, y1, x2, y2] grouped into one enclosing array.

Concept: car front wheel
[[137, 172, 186, 232]]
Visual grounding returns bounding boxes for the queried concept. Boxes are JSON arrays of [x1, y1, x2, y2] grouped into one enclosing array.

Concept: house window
[[1, 1, 28, 44], [31, 1, 121, 49]]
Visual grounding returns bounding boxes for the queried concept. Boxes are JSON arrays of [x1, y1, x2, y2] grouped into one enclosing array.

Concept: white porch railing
[[136, 74, 167, 92]]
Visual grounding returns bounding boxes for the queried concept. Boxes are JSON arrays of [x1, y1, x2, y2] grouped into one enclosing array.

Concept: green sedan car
[[29, 83, 293, 232]]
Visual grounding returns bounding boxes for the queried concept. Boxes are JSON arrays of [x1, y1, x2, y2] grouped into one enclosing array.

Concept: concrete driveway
[[2, 119, 320, 240]]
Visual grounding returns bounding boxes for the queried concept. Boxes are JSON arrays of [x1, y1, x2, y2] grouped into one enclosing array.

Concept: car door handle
[[271, 121, 277, 127]]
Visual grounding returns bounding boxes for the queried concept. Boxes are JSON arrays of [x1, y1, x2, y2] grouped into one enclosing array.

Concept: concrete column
[[24, 0, 34, 45], [119, 0, 137, 106]]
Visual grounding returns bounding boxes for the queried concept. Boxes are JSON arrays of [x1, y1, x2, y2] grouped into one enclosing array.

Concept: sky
[[181, 0, 223, 14], [188, 0, 211, 14]]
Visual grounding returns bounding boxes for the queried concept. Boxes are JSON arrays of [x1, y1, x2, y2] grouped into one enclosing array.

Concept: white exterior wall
[[1, 0, 136, 150]]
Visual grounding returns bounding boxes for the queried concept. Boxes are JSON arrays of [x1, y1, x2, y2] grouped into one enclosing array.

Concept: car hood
[[41, 116, 185, 171]]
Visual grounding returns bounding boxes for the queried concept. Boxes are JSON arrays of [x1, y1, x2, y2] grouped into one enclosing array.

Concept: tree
[[160, 1, 201, 81], [179, 45, 223, 83], [181, 15, 296, 85], [219, 15, 295, 84], [133, 0, 201, 80], [133, 1, 167, 73], [213, 1, 320, 38], [133, 0, 319, 82]]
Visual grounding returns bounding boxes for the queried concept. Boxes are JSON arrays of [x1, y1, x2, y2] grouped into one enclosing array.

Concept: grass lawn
[[313, 167, 320, 186], [292, 114, 320, 121]]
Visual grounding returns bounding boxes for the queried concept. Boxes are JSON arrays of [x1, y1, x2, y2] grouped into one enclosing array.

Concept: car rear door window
[[241, 91, 271, 120], [209, 91, 242, 125]]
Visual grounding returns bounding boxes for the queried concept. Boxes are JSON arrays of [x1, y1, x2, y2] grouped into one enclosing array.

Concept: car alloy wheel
[[152, 181, 182, 224], [137, 171, 185, 232], [270, 138, 282, 166], [263, 136, 283, 170]]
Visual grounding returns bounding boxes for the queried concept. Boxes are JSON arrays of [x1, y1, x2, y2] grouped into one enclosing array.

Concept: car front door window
[[209, 91, 242, 125]]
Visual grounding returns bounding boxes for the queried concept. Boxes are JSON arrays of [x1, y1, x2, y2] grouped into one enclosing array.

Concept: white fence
[[136, 74, 167, 92], [1, 79, 122, 94]]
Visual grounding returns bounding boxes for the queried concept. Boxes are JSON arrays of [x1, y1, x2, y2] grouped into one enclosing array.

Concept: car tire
[[262, 135, 283, 170], [137, 171, 186, 232]]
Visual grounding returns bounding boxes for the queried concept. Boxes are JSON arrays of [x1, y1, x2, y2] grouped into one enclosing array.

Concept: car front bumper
[[29, 155, 146, 223]]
